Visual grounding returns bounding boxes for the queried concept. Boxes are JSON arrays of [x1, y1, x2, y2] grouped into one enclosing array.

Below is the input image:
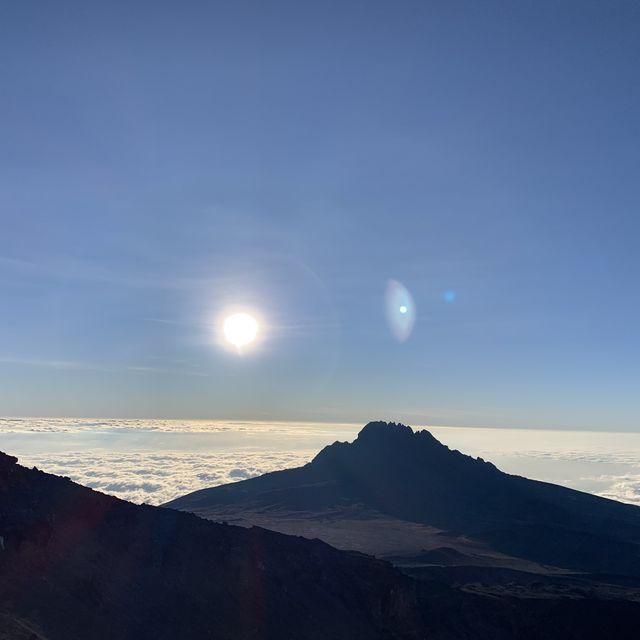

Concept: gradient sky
[[1, 1, 639, 429]]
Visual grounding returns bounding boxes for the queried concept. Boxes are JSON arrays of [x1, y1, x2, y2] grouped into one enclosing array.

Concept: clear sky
[[1, 1, 639, 429]]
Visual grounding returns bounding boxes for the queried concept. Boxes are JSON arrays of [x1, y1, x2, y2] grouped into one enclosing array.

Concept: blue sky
[[1, 1, 639, 428]]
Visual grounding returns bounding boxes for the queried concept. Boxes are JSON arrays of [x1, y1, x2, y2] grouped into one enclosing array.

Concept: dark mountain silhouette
[[2, 446, 640, 639], [166, 421, 640, 579]]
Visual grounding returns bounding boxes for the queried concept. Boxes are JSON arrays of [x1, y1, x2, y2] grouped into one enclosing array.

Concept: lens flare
[[385, 280, 416, 342]]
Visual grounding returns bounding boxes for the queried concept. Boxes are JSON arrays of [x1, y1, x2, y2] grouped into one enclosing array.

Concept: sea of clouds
[[16, 449, 315, 504], [2, 418, 640, 506]]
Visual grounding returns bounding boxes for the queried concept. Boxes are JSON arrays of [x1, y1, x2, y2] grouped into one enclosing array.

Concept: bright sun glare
[[223, 313, 259, 350]]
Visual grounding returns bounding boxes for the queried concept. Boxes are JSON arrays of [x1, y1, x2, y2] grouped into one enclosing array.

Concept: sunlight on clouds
[[0, 417, 359, 437]]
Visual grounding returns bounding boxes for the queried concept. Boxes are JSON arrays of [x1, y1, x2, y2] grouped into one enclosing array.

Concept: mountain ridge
[[166, 421, 640, 577]]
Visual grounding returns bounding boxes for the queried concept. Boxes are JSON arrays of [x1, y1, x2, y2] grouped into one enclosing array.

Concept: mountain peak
[[311, 421, 446, 468], [356, 420, 414, 442], [354, 421, 442, 452]]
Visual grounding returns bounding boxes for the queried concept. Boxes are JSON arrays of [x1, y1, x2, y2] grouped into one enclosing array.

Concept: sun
[[223, 313, 259, 350]]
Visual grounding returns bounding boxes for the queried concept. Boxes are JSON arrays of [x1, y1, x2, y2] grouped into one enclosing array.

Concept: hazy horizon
[[3, 412, 640, 434]]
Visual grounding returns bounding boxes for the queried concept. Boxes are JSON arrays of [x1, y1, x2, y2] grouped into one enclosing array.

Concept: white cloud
[[18, 449, 313, 505]]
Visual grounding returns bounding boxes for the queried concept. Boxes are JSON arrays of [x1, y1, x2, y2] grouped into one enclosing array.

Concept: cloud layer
[[4, 418, 640, 507], [18, 449, 314, 505]]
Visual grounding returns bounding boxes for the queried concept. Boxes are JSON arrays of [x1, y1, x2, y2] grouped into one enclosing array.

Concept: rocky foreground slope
[[0, 451, 428, 640]]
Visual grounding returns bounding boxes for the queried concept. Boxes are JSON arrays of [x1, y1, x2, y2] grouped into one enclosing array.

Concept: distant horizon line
[[1, 414, 638, 435]]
